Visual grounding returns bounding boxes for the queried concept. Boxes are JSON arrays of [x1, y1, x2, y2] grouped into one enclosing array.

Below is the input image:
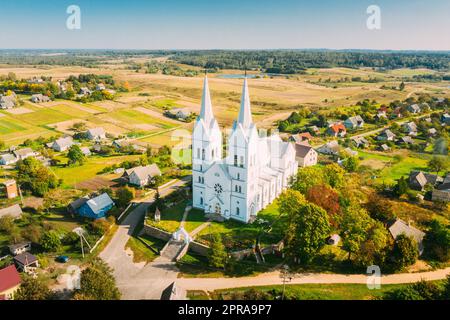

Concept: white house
[[0, 154, 18, 165], [295, 143, 318, 167], [51, 137, 74, 152], [96, 83, 106, 91], [377, 129, 396, 141], [30, 94, 50, 103], [126, 164, 162, 187], [344, 115, 364, 129], [13, 148, 36, 160], [192, 76, 298, 223], [86, 127, 106, 141]]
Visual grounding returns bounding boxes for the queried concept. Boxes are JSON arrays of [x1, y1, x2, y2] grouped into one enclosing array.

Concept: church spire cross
[[199, 75, 214, 126], [237, 76, 253, 128]]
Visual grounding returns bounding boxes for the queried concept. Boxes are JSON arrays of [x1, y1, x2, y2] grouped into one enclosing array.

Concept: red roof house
[[0, 265, 21, 300]]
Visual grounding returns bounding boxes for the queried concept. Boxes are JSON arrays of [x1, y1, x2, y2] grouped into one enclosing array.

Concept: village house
[[3, 180, 18, 199], [441, 113, 450, 124], [51, 136, 74, 152], [392, 107, 402, 119], [14, 252, 39, 273], [376, 106, 388, 119], [403, 122, 418, 136], [80, 147, 91, 157], [86, 127, 106, 141], [351, 137, 369, 148], [77, 193, 115, 219], [0, 204, 23, 220], [409, 171, 444, 191], [8, 242, 32, 256], [123, 164, 162, 187], [379, 144, 390, 151], [13, 148, 36, 160], [388, 219, 426, 255], [289, 132, 313, 144], [344, 115, 364, 129], [0, 94, 16, 109], [30, 94, 50, 103], [376, 129, 396, 141], [165, 108, 192, 121], [27, 77, 44, 84], [113, 139, 146, 154], [317, 140, 340, 155], [96, 83, 106, 91], [327, 123, 347, 137], [295, 143, 318, 167], [79, 87, 92, 97], [67, 196, 90, 214], [428, 128, 437, 136], [343, 147, 358, 157], [0, 153, 18, 165], [399, 136, 414, 145], [407, 104, 421, 114], [308, 126, 320, 135], [432, 174, 450, 203], [0, 265, 21, 300]]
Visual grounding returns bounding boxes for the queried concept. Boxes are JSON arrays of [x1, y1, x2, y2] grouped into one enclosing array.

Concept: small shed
[[14, 252, 39, 273], [8, 242, 31, 256]]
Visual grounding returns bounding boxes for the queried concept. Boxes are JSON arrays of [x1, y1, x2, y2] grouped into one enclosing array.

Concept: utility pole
[[280, 264, 293, 300]]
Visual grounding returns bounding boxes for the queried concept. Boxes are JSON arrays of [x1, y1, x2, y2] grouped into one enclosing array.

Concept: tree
[[433, 137, 448, 155], [427, 156, 448, 175], [353, 221, 390, 267], [341, 206, 373, 260], [17, 157, 59, 196], [399, 81, 405, 91], [383, 280, 442, 300], [0, 139, 5, 150], [323, 163, 345, 189], [22, 224, 43, 244], [306, 184, 341, 226], [291, 166, 325, 194], [40, 230, 61, 252], [67, 145, 85, 166], [423, 219, 450, 262], [0, 215, 14, 233], [393, 176, 409, 197], [208, 234, 227, 269], [392, 234, 419, 270], [284, 202, 330, 264], [15, 276, 53, 300], [115, 186, 135, 208], [71, 122, 87, 132], [73, 258, 121, 300], [278, 189, 306, 226], [343, 156, 359, 172], [365, 193, 395, 222]]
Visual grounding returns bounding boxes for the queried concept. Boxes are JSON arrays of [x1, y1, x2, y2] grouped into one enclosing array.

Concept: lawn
[[357, 150, 430, 184], [196, 202, 284, 250], [109, 108, 176, 130], [0, 117, 27, 134], [11, 107, 73, 126], [125, 233, 167, 263], [183, 208, 207, 233], [177, 250, 284, 278], [52, 154, 141, 187], [146, 200, 188, 233], [205, 283, 418, 300]]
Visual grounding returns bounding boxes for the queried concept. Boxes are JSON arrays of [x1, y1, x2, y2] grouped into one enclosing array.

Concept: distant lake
[[216, 73, 284, 79], [216, 74, 262, 79]]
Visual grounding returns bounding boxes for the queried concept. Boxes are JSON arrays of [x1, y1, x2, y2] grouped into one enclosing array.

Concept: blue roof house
[[77, 193, 115, 219]]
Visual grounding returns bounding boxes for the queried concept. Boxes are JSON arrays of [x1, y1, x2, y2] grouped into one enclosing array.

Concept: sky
[[0, 0, 449, 50]]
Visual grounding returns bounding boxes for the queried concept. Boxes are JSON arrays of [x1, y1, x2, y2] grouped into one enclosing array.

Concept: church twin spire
[[199, 73, 253, 129]]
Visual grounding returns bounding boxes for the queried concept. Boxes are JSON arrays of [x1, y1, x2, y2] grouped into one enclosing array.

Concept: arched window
[[240, 156, 244, 168], [236, 207, 240, 215], [200, 197, 203, 205], [197, 148, 200, 159], [202, 149, 205, 160], [212, 149, 215, 158], [198, 176, 201, 183], [234, 155, 238, 166]]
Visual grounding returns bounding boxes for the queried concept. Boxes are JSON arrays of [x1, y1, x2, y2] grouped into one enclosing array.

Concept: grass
[[177, 250, 284, 278], [183, 208, 207, 233], [109, 108, 176, 130], [52, 154, 141, 187], [125, 233, 166, 263], [196, 202, 284, 250], [206, 283, 416, 300], [0, 117, 27, 134], [146, 200, 188, 233]]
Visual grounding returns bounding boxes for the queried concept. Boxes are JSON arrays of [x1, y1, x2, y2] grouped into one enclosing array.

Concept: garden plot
[[4, 107, 34, 114]]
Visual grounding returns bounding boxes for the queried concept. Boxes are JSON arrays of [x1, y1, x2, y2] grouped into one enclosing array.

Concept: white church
[[192, 76, 298, 223]]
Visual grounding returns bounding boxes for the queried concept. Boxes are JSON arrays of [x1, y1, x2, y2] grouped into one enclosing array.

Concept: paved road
[[177, 267, 450, 291], [99, 178, 190, 299]]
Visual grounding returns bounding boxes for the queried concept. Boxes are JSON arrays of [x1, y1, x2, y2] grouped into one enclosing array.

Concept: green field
[[109, 108, 176, 130], [0, 117, 27, 134], [52, 154, 141, 187]]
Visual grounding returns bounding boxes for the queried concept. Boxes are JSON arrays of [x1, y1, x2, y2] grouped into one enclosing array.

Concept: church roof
[[237, 77, 253, 129], [199, 76, 214, 127]]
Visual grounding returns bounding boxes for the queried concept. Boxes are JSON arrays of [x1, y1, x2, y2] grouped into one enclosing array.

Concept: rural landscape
[[0, 49, 448, 302]]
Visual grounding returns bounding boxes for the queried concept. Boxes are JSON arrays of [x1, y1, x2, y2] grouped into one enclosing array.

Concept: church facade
[[192, 76, 298, 223]]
